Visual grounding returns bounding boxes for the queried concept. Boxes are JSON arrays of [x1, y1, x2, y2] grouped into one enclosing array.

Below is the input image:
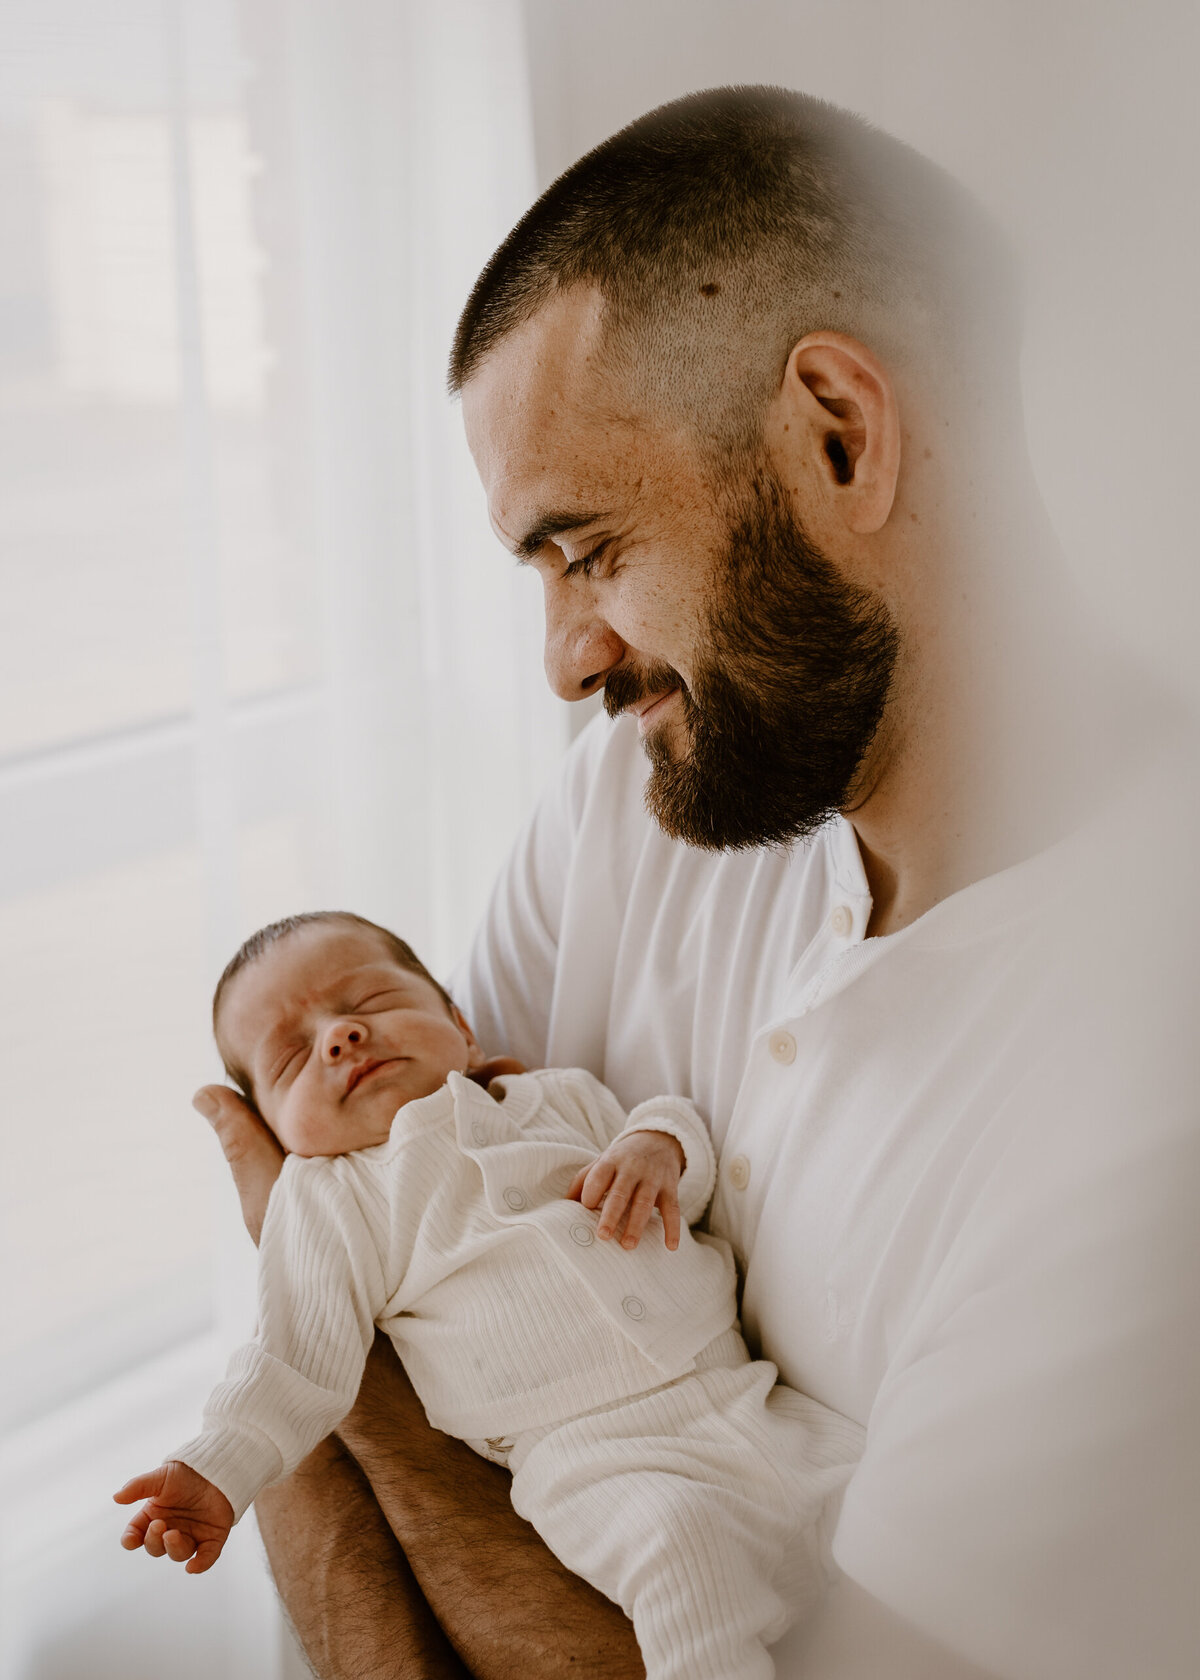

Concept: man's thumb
[[192, 1085, 223, 1123], [192, 1083, 283, 1245], [193, 1083, 263, 1151]]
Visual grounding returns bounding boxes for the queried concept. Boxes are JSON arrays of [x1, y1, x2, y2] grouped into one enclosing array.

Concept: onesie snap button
[[622, 1296, 646, 1320], [727, 1154, 751, 1191], [502, 1186, 528, 1211], [830, 904, 854, 937], [570, 1222, 595, 1246], [471, 1120, 487, 1145], [768, 1029, 796, 1065]]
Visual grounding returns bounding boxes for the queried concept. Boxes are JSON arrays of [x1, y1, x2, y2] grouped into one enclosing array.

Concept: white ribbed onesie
[[175, 1066, 863, 1680]]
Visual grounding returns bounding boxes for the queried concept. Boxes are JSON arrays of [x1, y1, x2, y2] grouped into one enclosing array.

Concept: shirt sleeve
[[447, 715, 614, 1069], [172, 1158, 390, 1522]]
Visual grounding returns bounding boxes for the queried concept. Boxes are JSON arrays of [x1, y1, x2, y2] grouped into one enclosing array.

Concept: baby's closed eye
[[267, 1043, 308, 1085]]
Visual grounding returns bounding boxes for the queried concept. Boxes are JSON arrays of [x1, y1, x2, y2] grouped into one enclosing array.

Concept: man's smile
[[631, 689, 681, 736]]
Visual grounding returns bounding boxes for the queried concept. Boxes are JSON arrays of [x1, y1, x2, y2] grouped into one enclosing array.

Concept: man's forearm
[[337, 1335, 645, 1680], [255, 1435, 470, 1680]]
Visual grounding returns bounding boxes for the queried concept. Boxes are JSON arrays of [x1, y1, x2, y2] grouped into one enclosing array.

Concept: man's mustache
[[602, 660, 686, 721]]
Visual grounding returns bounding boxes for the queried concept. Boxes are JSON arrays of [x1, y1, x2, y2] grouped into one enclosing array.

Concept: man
[[195, 88, 1199, 1677]]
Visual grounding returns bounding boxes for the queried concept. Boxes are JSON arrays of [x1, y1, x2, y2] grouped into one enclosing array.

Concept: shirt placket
[[713, 853, 875, 1268]]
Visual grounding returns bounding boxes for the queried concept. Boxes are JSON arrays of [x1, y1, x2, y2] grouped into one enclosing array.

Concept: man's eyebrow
[[511, 510, 611, 562]]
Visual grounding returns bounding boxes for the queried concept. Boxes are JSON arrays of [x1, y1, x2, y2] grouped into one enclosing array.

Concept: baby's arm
[[115, 1157, 390, 1563], [113, 1460, 234, 1575]]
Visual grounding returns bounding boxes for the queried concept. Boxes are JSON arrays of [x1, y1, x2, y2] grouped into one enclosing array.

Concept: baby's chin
[[285, 1117, 393, 1157]]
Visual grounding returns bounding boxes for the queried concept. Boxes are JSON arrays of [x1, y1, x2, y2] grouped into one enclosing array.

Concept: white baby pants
[[505, 1328, 863, 1680]]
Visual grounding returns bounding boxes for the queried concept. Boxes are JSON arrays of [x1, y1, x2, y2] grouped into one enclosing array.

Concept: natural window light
[[1, 2, 555, 1674]]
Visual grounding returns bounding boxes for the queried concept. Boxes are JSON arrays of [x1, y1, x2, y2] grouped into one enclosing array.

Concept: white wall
[[522, 0, 1200, 694]]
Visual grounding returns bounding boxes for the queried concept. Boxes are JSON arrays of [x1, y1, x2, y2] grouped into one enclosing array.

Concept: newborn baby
[[115, 911, 861, 1680]]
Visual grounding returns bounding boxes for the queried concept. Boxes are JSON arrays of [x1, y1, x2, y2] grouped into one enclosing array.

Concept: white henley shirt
[[452, 712, 1200, 1680]]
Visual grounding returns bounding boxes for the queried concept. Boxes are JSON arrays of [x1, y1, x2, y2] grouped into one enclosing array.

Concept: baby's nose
[[322, 1018, 367, 1062]]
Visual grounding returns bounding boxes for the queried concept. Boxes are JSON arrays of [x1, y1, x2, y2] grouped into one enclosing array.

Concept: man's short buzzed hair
[[450, 85, 1016, 450]]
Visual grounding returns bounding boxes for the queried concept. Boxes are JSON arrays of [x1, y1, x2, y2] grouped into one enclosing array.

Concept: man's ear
[[774, 332, 901, 534]]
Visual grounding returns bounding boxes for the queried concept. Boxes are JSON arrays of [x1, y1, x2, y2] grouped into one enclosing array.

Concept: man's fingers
[[193, 1084, 284, 1246], [471, 1055, 528, 1085]]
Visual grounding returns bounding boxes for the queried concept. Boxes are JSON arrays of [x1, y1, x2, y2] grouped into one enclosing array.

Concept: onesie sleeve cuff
[[620, 1095, 717, 1225], [171, 1429, 280, 1526]]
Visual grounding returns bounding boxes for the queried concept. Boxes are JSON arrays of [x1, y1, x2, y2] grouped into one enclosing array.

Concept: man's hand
[[192, 1083, 284, 1245], [114, 1460, 235, 1575], [566, 1130, 686, 1250], [469, 1055, 528, 1086]]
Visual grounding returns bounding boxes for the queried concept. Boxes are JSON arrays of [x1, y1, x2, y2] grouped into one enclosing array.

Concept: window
[[1, 2, 557, 1672]]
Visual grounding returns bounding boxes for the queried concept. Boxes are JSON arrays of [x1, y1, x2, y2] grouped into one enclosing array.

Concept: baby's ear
[[452, 1006, 489, 1071]]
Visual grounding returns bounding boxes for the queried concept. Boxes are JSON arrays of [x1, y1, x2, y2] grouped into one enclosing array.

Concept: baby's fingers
[[113, 1469, 165, 1506], [186, 1536, 226, 1575], [596, 1174, 632, 1239], [578, 1157, 617, 1213], [658, 1187, 681, 1251], [617, 1179, 660, 1249], [163, 1527, 198, 1565], [119, 1509, 151, 1550]]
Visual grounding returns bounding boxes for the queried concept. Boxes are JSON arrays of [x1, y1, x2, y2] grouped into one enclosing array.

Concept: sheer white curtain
[[0, 3, 559, 1675]]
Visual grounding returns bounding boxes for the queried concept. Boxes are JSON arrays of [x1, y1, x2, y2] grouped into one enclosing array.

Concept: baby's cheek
[[274, 1098, 320, 1157]]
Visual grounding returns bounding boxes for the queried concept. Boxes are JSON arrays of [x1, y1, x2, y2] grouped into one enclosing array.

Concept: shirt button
[[830, 904, 854, 937], [569, 1222, 595, 1246], [622, 1295, 646, 1320], [502, 1186, 528, 1211], [768, 1029, 796, 1065], [470, 1120, 487, 1145], [727, 1154, 751, 1191]]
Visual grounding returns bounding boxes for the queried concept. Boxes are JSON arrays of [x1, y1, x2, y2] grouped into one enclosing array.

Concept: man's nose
[[542, 583, 625, 702], [321, 1018, 368, 1064]]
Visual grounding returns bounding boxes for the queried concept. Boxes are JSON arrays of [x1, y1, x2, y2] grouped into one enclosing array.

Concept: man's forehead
[[460, 288, 648, 544], [472, 285, 609, 397]]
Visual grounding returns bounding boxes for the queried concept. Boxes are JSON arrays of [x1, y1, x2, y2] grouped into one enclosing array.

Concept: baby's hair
[[212, 910, 457, 1109]]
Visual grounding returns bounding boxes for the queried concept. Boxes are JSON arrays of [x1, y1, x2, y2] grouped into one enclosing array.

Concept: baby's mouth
[[345, 1059, 384, 1096]]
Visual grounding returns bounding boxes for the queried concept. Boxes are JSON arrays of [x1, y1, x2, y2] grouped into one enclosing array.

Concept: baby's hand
[[113, 1460, 235, 1575], [566, 1130, 686, 1250]]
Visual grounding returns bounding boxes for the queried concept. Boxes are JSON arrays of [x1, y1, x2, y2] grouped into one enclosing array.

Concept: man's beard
[[603, 466, 899, 851]]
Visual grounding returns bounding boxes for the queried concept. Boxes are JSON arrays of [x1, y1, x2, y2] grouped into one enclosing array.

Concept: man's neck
[[846, 507, 1146, 939]]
